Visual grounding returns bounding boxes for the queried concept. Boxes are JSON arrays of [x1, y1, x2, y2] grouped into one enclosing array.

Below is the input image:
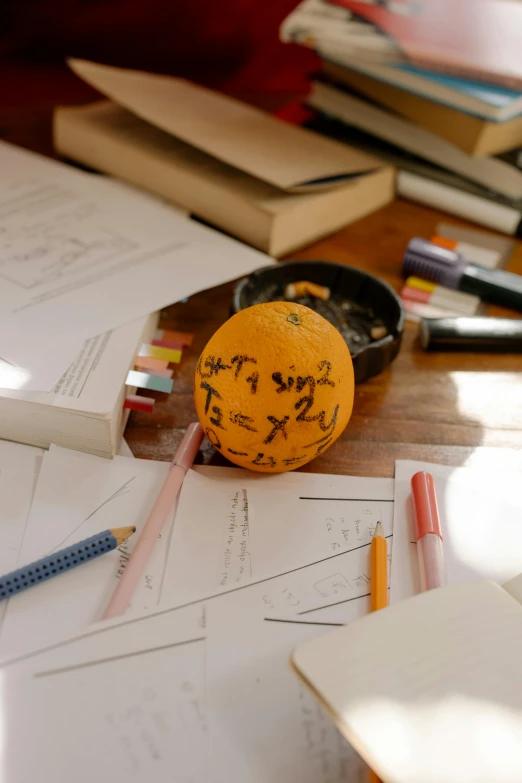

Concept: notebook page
[[163, 465, 393, 604], [293, 580, 522, 783], [391, 460, 522, 603]]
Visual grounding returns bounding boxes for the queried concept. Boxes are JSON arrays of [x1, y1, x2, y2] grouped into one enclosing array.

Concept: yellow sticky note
[[138, 343, 182, 364], [405, 276, 436, 293]]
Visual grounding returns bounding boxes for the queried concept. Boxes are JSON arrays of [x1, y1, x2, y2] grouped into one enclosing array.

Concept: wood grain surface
[[3, 108, 522, 477]]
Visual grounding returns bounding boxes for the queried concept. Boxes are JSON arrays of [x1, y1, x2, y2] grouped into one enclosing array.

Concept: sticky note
[[152, 338, 183, 351], [124, 395, 155, 412], [138, 343, 182, 364], [126, 370, 174, 394], [405, 276, 436, 293], [430, 235, 457, 250], [155, 329, 194, 347], [134, 356, 169, 372]]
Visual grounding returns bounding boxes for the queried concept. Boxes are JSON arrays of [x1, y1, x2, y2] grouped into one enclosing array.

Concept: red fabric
[[0, 0, 319, 106], [275, 99, 315, 125]]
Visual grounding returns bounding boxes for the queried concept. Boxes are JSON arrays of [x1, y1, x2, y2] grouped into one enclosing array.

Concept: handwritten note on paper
[[0, 142, 271, 388], [206, 602, 368, 783], [2, 635, 207, 783], [252, 546, 389, 619], [161, 466, 394, 606], [220, 489, 251, 587], [391, 460, 522, 604], [0, 446, 174, 658]]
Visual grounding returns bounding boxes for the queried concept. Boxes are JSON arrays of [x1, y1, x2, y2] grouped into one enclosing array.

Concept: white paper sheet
[[0, 532, 392, 781], [0, 314, 153, 426], [1, 633, 207, 783], [206, 602, 366, 783], [2, 534, 390, 673], [0, 441, 43, 581], [391, 459, 522, 603], [0, 446, 172, 656], [118, 438, 135, 458], [0, 142, 271, 389], [164, 465, 394, 604], [0, 449, 392, 658]]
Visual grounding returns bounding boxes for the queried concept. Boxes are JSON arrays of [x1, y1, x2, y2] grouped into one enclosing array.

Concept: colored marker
[[419, 316, 522, 352], [403, 237, 522, 313], [411, 471, 446, 592]]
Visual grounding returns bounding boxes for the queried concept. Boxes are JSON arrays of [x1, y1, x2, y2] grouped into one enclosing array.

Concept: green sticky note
[[126, 370, 173, 394]]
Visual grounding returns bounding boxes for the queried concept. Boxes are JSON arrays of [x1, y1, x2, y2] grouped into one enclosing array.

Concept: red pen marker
[[411, 471, 446, 592]]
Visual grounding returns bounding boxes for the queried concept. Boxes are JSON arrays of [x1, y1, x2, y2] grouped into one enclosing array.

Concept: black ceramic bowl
[[233, 260, 404, 383]]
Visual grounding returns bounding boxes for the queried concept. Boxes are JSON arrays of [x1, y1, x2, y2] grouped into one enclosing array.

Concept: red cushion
[[1, 0, 319, 108]]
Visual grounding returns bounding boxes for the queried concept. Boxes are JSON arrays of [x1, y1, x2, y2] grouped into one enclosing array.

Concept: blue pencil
[[0, 526, 136, 601]]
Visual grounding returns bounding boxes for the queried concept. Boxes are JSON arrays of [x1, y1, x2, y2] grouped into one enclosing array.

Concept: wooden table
[[124, 197, 522, 476], [3, 110, 522, 477]]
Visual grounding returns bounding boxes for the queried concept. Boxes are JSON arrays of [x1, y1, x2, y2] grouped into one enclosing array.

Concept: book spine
[[409, 56, 522, 93]]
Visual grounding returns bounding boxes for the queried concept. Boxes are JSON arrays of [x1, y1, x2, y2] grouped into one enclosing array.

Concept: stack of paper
[[0, 438, 396, 781], [2, 434, 522, 781], [0, 141, 272, 391]]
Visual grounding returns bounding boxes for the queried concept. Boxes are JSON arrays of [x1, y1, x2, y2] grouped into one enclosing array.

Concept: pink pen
[[411, 471, 446, 592], [102, 422, 204, 619]]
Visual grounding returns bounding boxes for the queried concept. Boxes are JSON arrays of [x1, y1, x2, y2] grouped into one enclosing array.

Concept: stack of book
[[281, 0, 522, 236], [53, 59, 395, 259]]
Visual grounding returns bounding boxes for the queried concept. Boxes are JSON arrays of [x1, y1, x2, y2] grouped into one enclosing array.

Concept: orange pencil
[[370, 521, 388, 613], [369, 521, 388, 783]]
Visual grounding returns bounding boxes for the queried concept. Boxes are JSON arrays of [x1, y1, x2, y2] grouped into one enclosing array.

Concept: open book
[[292, 573, 522, 783]]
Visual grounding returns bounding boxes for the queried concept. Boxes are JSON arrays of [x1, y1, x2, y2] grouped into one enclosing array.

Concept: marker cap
[[411, 471, 443, 540], [403, 238, 467, 288]]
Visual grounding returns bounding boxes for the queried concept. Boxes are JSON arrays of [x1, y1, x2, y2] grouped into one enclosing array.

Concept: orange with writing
[[194, 302, 354, 473]]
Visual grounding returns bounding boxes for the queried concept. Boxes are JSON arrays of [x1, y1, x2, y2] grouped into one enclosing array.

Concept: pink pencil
[[102, 422, 204, 619]]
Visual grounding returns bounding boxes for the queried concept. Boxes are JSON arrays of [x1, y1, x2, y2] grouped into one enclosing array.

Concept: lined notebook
[[292, 574, 522, 783]]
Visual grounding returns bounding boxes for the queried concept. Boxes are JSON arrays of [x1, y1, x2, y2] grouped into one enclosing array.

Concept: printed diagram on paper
[[0, 181, 138, 288]]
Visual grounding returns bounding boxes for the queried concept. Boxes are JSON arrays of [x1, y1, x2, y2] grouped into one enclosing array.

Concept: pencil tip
[[112, 525, 137, 544], [373, 521, 383, 537]]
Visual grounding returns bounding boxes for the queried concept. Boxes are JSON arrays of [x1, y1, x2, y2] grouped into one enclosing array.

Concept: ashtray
[[233, 260, 404, 383]]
